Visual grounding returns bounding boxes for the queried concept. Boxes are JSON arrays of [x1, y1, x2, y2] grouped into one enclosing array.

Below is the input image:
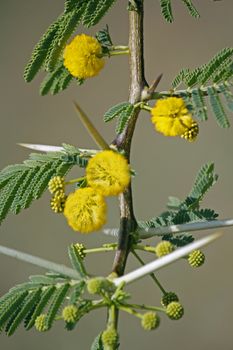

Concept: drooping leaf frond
[[24, 0, 118, 86], [23, 20, 61, 82], [138, 163, 219, 247], [172, 48, 233, 89], [168, 48, 233, 127], [45, 6, 85, 72], [39, 61, 83, 96], [0, 258, 90, 335], [0, 146, 89, 224]]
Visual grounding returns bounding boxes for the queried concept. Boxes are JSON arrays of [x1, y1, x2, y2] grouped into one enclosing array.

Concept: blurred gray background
[[1, 1, 233, 349]]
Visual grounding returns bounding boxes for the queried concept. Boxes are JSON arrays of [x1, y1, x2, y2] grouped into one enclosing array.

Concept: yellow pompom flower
[[86, 150, 130, 196], [151, 97, 194, 137], [63, 34, 105, 79], [63, 187, 106, 233]]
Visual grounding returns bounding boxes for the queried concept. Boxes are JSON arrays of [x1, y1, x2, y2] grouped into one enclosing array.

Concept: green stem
[[134, 244, 156, 253], [108, 50, 130, 56], [84, 246, 117, 254], [132, 250, 167, 294], [117, 305, 142, 318], [121, 302, 165, 313], [111, 45, 129, 51], [140, 104, 152, 112], [65, 176, 85, 185]]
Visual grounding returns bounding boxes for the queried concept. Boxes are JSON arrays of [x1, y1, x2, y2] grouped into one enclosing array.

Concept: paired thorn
[[141, 73, 163, 101]]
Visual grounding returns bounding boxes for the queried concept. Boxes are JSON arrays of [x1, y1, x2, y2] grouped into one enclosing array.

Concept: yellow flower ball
[[86, 150, 131, 196], [151, 97, 194, 137], [64, 187, 107, 233], [63, 34, 105, 79]]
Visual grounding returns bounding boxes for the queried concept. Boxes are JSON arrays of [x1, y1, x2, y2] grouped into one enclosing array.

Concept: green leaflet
[[64, 0, 83, 13], [25, 286, 56, 330], [29, 275, 57, 285], [24, 20, 61, 82], [0, 291, 28, 329], [6, 289, 42, 336], [207, 86, 230, 128], [172, 48, 233, 88], [46, 284, 70, 329], [91, 333, 104, 350], [139, 162, 219, 246], [104, 102, 132, 122], [160, 0, 173, 23], [68, 245, 87, 279], [96, 25, 113, 49], [0, 146, 88, 224], [70, 281, 86, 304], [115, 104, 135, 134], [188, 162, 218, 206], [104, 102, 135, 134], [191, 88, 208, 121], [159, 0, 199, 23], [171, 69, 190, 88], [0, 171, 28, 224], [218, 83, 233, 112], [181, 0, 200, 18], [45, 6, 85, 72], [82, 0, 117, 27]]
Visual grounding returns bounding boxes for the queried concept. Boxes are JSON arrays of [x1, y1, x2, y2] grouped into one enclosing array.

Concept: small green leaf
[[160, 0, 173, 23], [207, 86, 230, 128], [70, 281, 86, 304], [0, 291, 28, 329], [46, 284, 70, 329], [25, 286, 56, 330], [68, 245, 87, 278], [181, 0, 200, 18], [104, 102, 132, 122], [29, 275, 57, 285], [91, 332, 104, 350], [7, 289, 42, 336]]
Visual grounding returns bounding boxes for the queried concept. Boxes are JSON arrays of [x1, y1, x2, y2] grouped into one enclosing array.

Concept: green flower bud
[[35, 314, 48, 332], [48, 176, 65, 194], [74, 243, 86, 259], [161, 292, 179, 307], [155, 241, 174, 258], [50, 191, 67, 213], [188, 250, 205, 267], [166, 302, 184, 320], [62, 304, 78, 323], [102, 327, 118, 347], [141, 312, 160, 331], [86, 277, 114, 295]]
